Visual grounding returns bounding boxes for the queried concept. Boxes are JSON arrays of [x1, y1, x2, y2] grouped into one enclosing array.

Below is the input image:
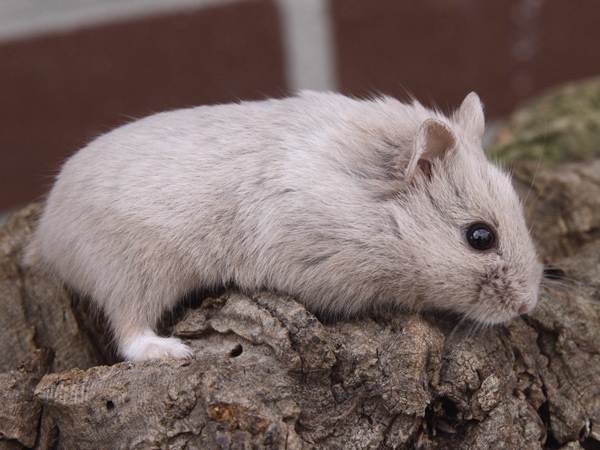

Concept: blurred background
[[1, 0, 600, 220]]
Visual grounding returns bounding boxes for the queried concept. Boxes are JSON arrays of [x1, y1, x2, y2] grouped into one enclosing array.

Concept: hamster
[[28, 91, 543, 361]]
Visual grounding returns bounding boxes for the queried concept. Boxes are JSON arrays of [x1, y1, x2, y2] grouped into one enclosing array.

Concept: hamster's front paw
[[121, 330, 194, 361]]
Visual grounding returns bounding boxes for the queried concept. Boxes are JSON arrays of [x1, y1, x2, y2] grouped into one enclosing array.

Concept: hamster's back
[[35, 91, 420, 285]]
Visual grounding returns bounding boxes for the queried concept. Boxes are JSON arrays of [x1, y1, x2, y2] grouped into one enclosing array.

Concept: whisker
[[541, 268, 600, 296], [525, 178, 551, 216], [522, 125, 548, 221], [447, 315, 470, 343], [474, 318, 490, 338], [522, 154, 542, 206], [541, 279, 572, 290], [528, 218, 537, 235]]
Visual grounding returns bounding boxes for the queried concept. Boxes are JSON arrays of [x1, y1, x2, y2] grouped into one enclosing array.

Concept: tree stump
[[1, 81, 600, 449]]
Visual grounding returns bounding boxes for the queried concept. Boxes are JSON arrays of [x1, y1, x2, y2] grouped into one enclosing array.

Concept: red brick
[[0, 0, 285, 209], [332, 0, 600, 116]]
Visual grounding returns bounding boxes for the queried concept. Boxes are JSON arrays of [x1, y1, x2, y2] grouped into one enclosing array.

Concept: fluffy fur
[[28, 91, 543, 361]]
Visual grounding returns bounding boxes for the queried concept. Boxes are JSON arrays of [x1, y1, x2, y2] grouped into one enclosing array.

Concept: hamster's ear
[[456, 92, 485, 139], [405, 118, 457, 182]]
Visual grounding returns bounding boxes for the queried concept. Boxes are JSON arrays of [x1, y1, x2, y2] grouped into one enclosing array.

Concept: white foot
[[121, 330, 194, 361]]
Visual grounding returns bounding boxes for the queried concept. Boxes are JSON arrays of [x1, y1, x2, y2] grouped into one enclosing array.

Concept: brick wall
[[1, 0, 599, 210]]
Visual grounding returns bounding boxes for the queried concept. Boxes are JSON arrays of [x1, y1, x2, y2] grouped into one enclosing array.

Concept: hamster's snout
[[476, 264, 540, 323], [518, 302, 532, 315]]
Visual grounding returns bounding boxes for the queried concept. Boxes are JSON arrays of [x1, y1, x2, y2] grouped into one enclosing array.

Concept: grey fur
[[27, 91, 543, 361]]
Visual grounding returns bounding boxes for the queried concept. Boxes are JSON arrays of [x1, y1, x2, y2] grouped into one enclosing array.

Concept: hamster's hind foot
[[121, 330, 194, 361]]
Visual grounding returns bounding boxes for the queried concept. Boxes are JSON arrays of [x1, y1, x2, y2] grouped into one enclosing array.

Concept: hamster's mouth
[[474, 273, 537, 324], [472, 287, 539, 325]]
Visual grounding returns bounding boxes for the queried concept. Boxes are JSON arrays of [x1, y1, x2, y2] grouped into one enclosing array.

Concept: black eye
[[466, 223, 495, 251]]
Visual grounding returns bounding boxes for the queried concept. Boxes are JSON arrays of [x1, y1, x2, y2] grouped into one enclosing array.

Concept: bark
[[511, 159, 600, 262], [0, 349, 54, 449], [0, 204, 110, 375], [2, 87, 600, 449]]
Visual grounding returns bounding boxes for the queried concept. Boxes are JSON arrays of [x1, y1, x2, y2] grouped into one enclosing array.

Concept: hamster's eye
[[466, 223, 495, 251]]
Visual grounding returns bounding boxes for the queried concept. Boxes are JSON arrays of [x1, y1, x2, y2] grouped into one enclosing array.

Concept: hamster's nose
[[518, 301, 535, 315]]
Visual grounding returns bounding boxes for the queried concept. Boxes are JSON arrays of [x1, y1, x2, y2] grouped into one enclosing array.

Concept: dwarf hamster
[[28, 91, 543, 361]]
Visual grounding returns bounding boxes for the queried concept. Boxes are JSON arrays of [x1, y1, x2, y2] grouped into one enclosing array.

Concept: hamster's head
[[395, 93, 543, 325]]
